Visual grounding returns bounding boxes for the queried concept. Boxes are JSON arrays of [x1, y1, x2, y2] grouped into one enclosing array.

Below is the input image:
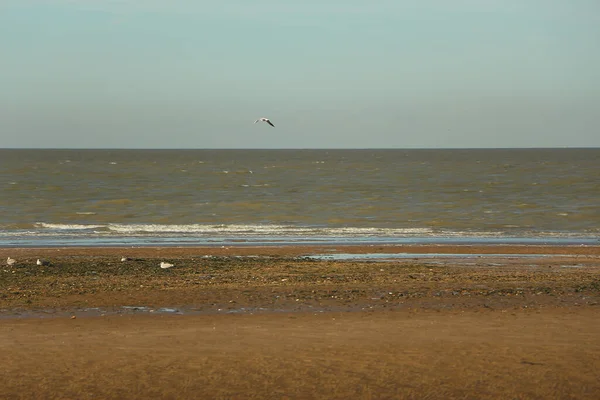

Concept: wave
[[0, 222, 597, 247], [31, 223, 437, 236], [11, 223, 595, 239], [35, 223, 108, 231]]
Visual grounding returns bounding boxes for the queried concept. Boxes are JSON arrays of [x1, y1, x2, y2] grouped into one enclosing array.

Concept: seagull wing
[[254, 119, 260, 124], [267, 120, 275, 127]]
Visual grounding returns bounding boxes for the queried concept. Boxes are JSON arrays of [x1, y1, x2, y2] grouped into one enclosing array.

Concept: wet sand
[[1, 244, 600, 399]]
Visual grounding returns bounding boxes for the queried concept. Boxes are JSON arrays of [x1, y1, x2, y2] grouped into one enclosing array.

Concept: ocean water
[[0, 148, 598, 247]]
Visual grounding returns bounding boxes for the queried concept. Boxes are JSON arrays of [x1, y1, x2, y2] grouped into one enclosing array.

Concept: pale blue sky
[[1, 0, 599, 148]]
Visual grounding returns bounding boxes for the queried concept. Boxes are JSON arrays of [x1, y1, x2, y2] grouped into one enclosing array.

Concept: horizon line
[[0, 147, 598, 151]]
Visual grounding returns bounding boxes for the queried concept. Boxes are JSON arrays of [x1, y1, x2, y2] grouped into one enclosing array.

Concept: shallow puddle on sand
[[306, 253, 552, 261]]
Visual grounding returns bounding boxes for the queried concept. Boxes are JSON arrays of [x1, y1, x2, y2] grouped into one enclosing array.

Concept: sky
[[1, 0, 599, 148]]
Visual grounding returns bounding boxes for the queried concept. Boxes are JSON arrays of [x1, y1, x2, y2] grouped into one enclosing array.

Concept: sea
[[0, 148, 598, 248]]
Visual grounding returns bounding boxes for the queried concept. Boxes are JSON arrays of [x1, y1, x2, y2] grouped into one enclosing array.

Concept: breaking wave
[[33, 223, 438, 237], [0, 222, 596, 247]]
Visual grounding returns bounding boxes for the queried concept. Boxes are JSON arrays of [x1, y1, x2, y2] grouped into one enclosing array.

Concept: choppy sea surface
[[0, 148, 598, 247]]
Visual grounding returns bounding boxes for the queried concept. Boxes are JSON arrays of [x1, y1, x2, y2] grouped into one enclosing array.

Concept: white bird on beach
[[120, 257, 130, 262], [254, 117, 275, 127], [6, 257, 16, 266], [160, 262, 175, 269], [36, 259, 50, 266]]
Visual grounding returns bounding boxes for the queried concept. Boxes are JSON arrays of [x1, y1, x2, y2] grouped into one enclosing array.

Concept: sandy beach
[[1, 244, 600, 399]]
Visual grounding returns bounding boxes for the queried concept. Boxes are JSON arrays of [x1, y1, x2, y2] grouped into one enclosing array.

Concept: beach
[[1, 244, 600, 399]]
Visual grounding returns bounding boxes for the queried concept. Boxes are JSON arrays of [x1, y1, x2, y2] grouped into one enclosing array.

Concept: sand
[[1, 244, 599, 399]]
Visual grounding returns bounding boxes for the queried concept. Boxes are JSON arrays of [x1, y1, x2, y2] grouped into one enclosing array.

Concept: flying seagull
[[254, 117, 275, 127]]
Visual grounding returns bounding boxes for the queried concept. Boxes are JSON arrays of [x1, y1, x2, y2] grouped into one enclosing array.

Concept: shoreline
[[3, 242, 600, 257], [2, 236, 598, 249]]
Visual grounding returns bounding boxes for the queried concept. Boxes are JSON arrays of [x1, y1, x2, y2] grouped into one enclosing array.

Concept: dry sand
[[1, 244, 599, 399]]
